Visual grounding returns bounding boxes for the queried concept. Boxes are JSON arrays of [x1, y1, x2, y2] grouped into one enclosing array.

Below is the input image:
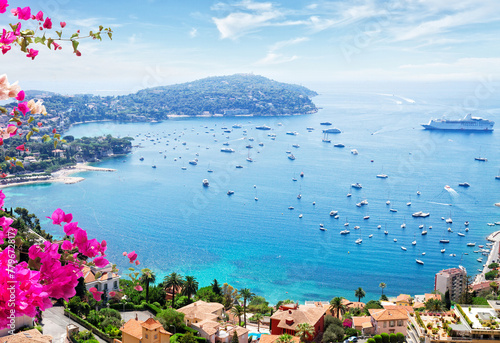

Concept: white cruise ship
[[422, 114, 494, 131]]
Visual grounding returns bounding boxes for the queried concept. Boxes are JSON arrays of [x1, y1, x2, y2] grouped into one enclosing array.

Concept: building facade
[[434, 266, 467, 302]]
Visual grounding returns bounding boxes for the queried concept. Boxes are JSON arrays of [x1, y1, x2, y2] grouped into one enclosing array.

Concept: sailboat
[[495, 169, 500, 180], [475, 147, 487, 161], [322, 132, 331, 143], [246, 150, 253, 162], [445, 211, 453, 224], [401, 218, 406, 229], [406, 195, 411, 206]]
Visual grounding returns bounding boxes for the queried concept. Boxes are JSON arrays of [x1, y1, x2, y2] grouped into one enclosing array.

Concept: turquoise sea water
[[4, 84, 500, 303]]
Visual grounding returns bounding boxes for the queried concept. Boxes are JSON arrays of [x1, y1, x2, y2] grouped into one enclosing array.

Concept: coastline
[[0, 163, 116, 189]]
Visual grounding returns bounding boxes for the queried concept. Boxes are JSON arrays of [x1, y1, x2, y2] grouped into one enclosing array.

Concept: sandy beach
[[0, 163, 116, 189]]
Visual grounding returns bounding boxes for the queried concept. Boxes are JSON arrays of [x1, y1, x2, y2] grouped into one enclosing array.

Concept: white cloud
[[190, 28, 198, 38], [270, 37, 309, 51], [254, 53, 298, 65], [213, 10, 281, 39]]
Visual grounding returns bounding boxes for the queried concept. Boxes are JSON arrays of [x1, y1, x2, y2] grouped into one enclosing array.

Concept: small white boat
[[347, 193, 352, 197], [477, 258, 483, 262], [464, 221, 469, 226], [202, 179, 209, 187], [355, 238, 362, 244], [390, 209, 398, 212], [386, 200, 390, 205], [377, 225, 381, 229], [288, 206, 294, 210], [320, 227, 327, 231], [412, 240, 417, 245], [416, 259, 424, 265], [422, 252, 426, 255], [340, 230, 350, 235], [421, 231, 427, 235], [393, 238, 397, 242], [364, 216, 370, 220], [440, 239, 450, 243], [401, 246, 407, 251], [412, 211, 430, 217], [377, 174, 388, 179], [354, 226, 360, 230], [384, 231, 388, 235], [458, 232, 465, 237], [254, 197, 258, 201], [351, 149, 359, 155], [401, 223, 406, 229], [330, 210, 338, 216], [369, 234, 373, 238], [418, 224, 424, 229], [351, 183, 362, 189], [227, 190, 234, 195], [446, 217, 453, 223], [299, 214, 303, 218], [297, 194, 302, 199], [441, 249, 446, 253]]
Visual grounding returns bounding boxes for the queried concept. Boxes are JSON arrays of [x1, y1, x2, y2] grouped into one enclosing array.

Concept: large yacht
[[422, 114, 494, 131]]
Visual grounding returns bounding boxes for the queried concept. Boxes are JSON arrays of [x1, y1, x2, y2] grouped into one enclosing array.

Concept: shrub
[[373, 334, 382, 343], [389, 333, 397, 343], [367, 339, 376, 343], [381, 332, 389, 343], [396, 332, 405, 343], [344, 328, 359, 337]]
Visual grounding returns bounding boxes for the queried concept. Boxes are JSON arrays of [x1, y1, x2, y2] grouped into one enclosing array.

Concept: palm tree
[[277, 334, 294, 343], [490, 281, 499, 295], [329, 297, 346, 319], [252, 313, 263, 332], [379, 282, 386, 296], [239, 288, 255, 328], [164, 272, 184, 307], [425, 298, 443, 312], [354, 287, 366, 303], [182, 275, 199, 299], [295, 322, 315, 342], [140, 268, 156, 303], [231, 305, 244, 325]]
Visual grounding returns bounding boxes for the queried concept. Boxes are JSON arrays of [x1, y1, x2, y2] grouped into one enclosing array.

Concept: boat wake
[[444, 185, 459, 198], [427, 201, 452, 206]]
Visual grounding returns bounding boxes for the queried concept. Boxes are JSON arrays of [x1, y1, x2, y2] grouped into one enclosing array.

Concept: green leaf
[[42, 135, 51, 143], [26, 131, 33, 141], [72, 40, 79, 53], [61, 139, 67, 143], [70, 33, 79, 39], [99, 25, 103, 31], [56, 31, 62, 39], [54, 140, 58, 149], [35, 37, 43, 44], [32, 127, 40, 133], [28, 116, 34, 123], [0, 106, 6, 114], [21, 29, 35, 36], [9, 23, 19, 31], [54, 133, 61, 139], [20, 38, 27, 52], [128, 268, 135, 272], [16, 161, 24, 168], [47, 38, 53, 49], [107, 32, 112, 40]]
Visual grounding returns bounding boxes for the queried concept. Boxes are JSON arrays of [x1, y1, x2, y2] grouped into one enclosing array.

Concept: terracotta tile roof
[[121, 319, 143, 340], [382, 305, 414, 314], [412, 302, 425, 309], [424, 293, 442, 302], [259, 335, 300, 343], [141, 317, 163, 330], [82, 265, 119, 284], [369, 308, 408, 321], [395, 294, 411, 303], [271, 305, 325, 331], [177, 300, 224, 321], [1, 329, 52, 343], [352, 316, 371, 328], [194, 320, 220, 336], [231, 326, 250, 337]]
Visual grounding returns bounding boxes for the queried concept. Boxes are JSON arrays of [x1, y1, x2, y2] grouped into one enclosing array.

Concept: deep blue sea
[[4, 83, 500, 304]]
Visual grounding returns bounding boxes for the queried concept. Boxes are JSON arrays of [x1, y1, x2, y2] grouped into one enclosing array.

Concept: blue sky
[[2, 0, 500, 94]]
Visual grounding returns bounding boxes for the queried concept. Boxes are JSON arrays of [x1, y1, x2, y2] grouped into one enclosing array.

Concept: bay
[[4, 83, 500, 303]]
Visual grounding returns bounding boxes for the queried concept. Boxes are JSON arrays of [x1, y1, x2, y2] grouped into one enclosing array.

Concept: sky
[[2, 0, 500, 95]]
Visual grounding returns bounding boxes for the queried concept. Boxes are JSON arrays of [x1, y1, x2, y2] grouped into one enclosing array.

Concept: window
[[104, 283, 108, 290], [114, 281, 118, 289], [383, 322, 386, 328], [145, 334, 148, 339], [390, 321, 395, 327], [154, 335, 158, 339], [95, 284, 99, 291], [397, 320, 403, 326]]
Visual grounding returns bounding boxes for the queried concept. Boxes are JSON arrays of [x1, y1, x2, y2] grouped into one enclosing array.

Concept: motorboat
[[297, 194, 301, 199], [351, 183, 362, 189], [386, 200, 390, 205], [384, 231, 388, 235], [288, 154, 296, 160], [393, 238, 397, 242], [254, 197, 258, 201], [354, 226, 360, 230], [369, 234, 373, 238], [300, 172, 304, 177], [416, 259, 424, 265], [340, 230, 350, 235], [421, 231, 427, 235], [458, 232, 465, 237], [418, 225, 424, 229], [227, 190, 234, 195], [320, 121, 332, 125], [412, 211, 430, 217], [299, 214, 303, 218], [152, 165, 156, 168], [330, 210, 338, 216], [292, 144, 300, 148], [351, 149, 358, 155], [221, 148, 235, 153], [440, 239, 450, 243], [355, 238, 362, 244], [458, 182, 470, 187], [288, 206, 294, 210], [286, 131, 298, 136], [441, 249, 446, 253], [467, 243, 476, 246], [139, 156, 144, 161], [364, 216, 370, 220], [464, 221, 469, 226], [255, 125, 271, 130], [235, 165, 243, 168], [323, 128, 342, 133], [334, 143, 345, 148], [390, 209, 398, 212], [377, 174, 388, 178], [401, 246, 407, 251], [189, 160, 198, 165], [202, 179, 209, 187], [412, 240, 417, 245]]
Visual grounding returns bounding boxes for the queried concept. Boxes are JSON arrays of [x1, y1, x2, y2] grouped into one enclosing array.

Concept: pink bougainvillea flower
[[75, 50, 81, 57], [135, 260, 140, 266], [61, 240, 73, 250], [47, 208, 73, 225], [60, 21, 66, 28], [127, 251, 137, 263], [12, 6, 30, 20], [26, 48, 38, 60], [52, 128, 56, 133], [37, 122, 43, 127], [0, 29, 16, 45], [15, 90, 25, 101], [109, 291, 116, 297], [89, 287, 104, 301], [1, 45, 10, 54], [16, 102, 29, 115], [34, 11, 43, 21], [16, 144, 25, 151], [0, 0, 8, 14], [122, 251, 127, 256], [43, 17, 52, 29], [63, 222, 79, 235], [93, 256, 109, 268], [52, 42, 61, 50], [134, 284, 143, 292]]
